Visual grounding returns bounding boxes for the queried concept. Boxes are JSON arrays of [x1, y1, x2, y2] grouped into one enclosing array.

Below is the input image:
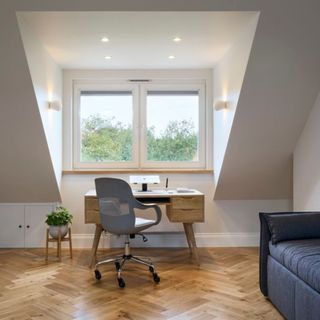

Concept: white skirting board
[[60, 232, 260, 248]]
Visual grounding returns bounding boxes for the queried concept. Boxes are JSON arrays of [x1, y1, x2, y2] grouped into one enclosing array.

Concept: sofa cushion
[[269, 239, 320, 293], [265, 212, 320, 244]]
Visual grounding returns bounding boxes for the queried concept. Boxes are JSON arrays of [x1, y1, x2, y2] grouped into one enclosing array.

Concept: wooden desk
[[84, 189, 204, 267]]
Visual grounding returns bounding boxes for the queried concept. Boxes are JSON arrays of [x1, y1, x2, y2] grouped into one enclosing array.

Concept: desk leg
[[183, 224, 192, 254], [90, 224, 103, 268], [183, 223, 200, 265]]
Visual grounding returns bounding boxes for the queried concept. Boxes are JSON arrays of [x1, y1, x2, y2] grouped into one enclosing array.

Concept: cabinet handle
[[26, 225, 30, 228], [18, 225, 22, 228]]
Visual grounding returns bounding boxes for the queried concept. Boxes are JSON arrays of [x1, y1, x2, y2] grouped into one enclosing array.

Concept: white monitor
[[129, 175, 160, 192]]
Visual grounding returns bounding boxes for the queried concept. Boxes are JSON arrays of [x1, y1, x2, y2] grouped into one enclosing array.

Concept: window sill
[[62, 169, 213, 175]]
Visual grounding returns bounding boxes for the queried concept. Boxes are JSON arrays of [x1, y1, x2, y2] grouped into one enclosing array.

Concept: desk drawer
[[167, 208, 204, 223], [167, 196, 204, 223], [85, 198, 100, 224], [171, 196, 203, 209]]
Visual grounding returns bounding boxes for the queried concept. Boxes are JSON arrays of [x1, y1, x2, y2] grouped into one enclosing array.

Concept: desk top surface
[[85, 189, 203, 198]]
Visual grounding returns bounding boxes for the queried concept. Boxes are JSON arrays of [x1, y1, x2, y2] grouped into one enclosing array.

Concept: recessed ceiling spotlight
[[101, 37, 109, 42], [168, 55, 175, 59], [104, 55, 112, 60], [173, 37, 182, 42]]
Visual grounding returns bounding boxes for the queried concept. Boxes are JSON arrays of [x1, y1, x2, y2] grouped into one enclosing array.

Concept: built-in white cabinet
[[0, 204, 55, 248], [0, 205, 25, 247]]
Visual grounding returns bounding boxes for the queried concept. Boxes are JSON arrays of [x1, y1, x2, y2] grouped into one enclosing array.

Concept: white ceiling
[[18, 12, 257, 69]]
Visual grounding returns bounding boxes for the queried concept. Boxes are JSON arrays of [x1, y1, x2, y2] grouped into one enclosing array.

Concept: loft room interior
[[1, 1, 320, 319]]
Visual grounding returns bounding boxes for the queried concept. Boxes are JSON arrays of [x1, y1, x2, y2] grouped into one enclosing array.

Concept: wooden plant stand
[[45, 227, 73, 261]]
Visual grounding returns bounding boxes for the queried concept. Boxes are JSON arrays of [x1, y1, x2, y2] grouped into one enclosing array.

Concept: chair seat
[[135, 217, 155, 228]]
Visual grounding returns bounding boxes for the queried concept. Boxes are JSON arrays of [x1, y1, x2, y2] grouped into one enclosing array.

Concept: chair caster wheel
[[149, 266, 154, 273], [94, 269, 101, 280], [153, 273, 160, 283], [118, 277, 125, 288]]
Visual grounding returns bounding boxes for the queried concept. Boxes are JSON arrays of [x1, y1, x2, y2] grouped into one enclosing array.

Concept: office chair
[[94, 177, 162, 288]]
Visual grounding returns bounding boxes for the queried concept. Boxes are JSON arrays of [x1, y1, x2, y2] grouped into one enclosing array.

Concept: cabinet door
[[0, 205, 25, 248], [25, 205, 53, 248]]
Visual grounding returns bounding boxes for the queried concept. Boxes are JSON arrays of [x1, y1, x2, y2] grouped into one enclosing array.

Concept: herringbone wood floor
[[0, 248, 282, 320]]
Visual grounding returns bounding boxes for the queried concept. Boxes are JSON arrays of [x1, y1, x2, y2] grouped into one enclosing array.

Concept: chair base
[[94, 236, 160, 287]]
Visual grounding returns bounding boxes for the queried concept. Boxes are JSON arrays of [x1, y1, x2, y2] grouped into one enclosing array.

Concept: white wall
[[294, 92, 320, 210], [213, 14, 258, 184], [17, 14, 63, 189]]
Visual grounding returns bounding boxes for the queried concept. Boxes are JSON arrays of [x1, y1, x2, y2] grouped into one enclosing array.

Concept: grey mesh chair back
[[95, 178, 136, 234]]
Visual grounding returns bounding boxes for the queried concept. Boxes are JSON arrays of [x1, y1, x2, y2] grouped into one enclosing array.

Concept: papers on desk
[[176, 188, 194, 193], [133, 188, 196, 194]]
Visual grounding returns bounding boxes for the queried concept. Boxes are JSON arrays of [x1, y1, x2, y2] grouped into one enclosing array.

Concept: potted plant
[[45, 206, 73, 239]]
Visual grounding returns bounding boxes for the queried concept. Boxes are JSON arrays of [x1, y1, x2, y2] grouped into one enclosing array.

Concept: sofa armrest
[[259, 212, 273, 296]]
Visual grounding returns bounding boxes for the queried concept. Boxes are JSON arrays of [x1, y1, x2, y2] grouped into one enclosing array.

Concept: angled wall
[[293, 92, 320, 210], [17, 14, 63, 189], [213, 14, 258, 185], [0, 10, 60, 202], [214, 1, 320, 199]]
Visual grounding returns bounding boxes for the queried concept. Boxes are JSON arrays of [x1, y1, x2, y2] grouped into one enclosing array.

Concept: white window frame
[[73, 82, 139, 169], [140, 83, 206, 168], [73, 80, 206, 169]]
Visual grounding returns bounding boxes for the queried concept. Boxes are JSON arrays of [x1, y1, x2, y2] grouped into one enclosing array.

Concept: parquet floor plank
[[0, 248, 282, 320]]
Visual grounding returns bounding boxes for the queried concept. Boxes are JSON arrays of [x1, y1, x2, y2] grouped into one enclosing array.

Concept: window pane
[[146, 91, 199, 162], [80, 91, 133, 162]]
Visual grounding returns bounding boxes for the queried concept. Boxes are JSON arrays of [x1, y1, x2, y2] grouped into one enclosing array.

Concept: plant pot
[[49, 225, 69, 239]]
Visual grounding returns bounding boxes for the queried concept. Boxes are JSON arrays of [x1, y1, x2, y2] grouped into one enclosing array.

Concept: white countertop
[[85, 189, 203, 197]]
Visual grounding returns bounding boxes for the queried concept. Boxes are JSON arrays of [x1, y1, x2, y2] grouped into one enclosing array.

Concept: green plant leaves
[[45, 206, 73, 226]]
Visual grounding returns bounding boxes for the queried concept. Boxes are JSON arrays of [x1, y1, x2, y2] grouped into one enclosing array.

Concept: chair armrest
[[134, 201, 162, 225]]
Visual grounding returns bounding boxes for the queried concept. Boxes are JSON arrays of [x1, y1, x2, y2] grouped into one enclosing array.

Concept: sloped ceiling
[[0, 10, 60, 202], [214, 1, 320, 199], [1, 0, 319, 202]]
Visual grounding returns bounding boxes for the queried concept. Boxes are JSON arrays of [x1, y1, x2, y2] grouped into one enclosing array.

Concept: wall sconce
[[48, 100, 62, 111], [214, 100, 228, 111]]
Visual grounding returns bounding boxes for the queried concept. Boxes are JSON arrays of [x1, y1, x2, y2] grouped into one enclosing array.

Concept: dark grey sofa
[[260, 212, 320, 320]]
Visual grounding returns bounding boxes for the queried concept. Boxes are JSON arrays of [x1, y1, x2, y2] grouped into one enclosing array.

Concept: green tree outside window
[[81, 114, 198, 162]]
